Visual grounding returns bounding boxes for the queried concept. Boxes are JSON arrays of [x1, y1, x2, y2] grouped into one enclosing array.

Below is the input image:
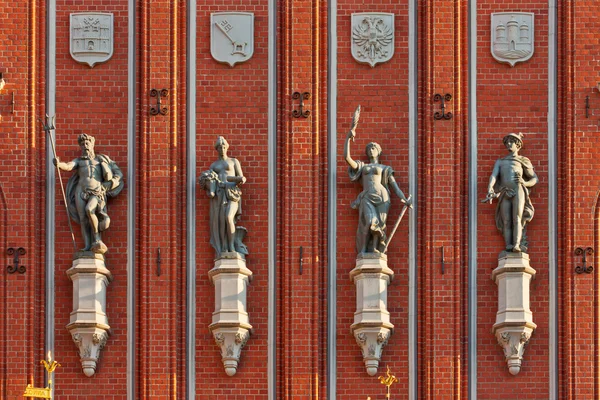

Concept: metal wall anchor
[[7, 247, 26, 274], [586, 95, 590, 118], [150, 88, 169, 116], [292, 92, 311, 118], [156, 247, 162, 277], [575, 247, 594, 274], [433, 93, 452, 120]]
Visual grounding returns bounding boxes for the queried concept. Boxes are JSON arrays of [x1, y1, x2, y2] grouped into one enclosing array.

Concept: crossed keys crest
[[211, 12, 255, 67]]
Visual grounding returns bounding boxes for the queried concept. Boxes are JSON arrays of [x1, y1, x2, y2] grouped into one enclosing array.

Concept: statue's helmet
[[502, 132, 523, 149], [214, 136, 229, 150]]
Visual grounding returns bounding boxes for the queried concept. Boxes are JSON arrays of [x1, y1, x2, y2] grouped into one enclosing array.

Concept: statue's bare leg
[[219, 205, 228, 253], [85, 197, 100, 242], [86, 196, 107, 254], [500, 199, 513, 250], [76, 196, 92, 250], [225, 203, 238, 252], [512, 194, 525, 252]]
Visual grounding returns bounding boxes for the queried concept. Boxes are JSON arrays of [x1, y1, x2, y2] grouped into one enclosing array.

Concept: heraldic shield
[[351, 13, 395, 68], [70, 13, 114, 68], [211, 12, 255, 67], [491, 12, 534, 67]]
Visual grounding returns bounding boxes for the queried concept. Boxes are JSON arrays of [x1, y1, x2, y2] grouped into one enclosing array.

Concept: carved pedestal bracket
[[208, 252, 253, 376], [350, 253, 394, 376], [66, 252, 112, 377], [492, 252, 536, 375]]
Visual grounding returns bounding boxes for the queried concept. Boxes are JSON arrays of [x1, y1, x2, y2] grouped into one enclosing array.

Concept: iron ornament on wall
[[575, 247, 594, 274], [7, 247, 26, 274], [292, 92, 310, 118], [433, 93, 452, 120], [150, 89, 169, 116]]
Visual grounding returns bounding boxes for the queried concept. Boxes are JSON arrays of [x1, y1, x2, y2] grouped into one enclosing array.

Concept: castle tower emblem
[[491, 12, 534, 67]]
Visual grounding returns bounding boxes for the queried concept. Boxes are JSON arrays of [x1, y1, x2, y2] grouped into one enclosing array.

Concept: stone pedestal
[[208, 252, 253, 376], [350, 253, 394, 376], [66, 252, 112, 377], [492, 252, 537, 375]]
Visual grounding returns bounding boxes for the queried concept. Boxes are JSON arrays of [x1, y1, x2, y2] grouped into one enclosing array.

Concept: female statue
[[344, 107, 411, 255]]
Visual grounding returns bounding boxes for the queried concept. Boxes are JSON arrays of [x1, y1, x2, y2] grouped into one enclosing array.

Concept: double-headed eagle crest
[[351, 13, 395, 67]]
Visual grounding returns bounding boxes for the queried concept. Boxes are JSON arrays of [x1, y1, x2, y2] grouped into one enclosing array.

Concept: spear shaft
[[41, 116, 77, 251]]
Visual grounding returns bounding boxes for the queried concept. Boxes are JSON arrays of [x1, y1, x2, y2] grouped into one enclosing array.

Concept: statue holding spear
[[343, 105, 412, 255], [43, 118, 124, 254]]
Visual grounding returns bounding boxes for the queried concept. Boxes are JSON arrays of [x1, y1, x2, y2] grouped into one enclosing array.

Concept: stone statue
[[199, 137, 248, 257], [483, 133, 538, 253], [54, 134, 124, 254], [343, 106, 411, 255]]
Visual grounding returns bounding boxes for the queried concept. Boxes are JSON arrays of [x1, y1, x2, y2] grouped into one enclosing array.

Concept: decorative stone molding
[[492, 252, 536, 375], [350, 253, 394, 376], [208, 252, 252, 376], [66, 252, 112, 377]]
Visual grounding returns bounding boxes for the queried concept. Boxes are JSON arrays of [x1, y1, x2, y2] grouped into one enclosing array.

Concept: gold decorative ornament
[[366, 366, 398, 400], [23, 352, 60, 399]]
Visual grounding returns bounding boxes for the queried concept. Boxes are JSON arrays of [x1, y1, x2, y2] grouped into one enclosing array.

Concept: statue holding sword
[[482, 132, 538, 253], [344, 105, 412, 255]]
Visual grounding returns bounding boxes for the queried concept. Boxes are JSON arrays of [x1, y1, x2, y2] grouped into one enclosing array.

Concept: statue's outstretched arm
[[54, 158, 77, 172], [388, 175, 411, 207], [344, 131, 358, 170]]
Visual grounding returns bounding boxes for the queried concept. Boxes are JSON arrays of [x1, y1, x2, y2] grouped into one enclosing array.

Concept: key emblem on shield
[[211, 12, 255, 67]]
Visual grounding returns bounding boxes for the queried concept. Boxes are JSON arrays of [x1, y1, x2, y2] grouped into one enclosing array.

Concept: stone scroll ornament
[[343, 105, 412, 375], [52, 131, 124, 377], [199, 137, 252, 376], [482, 132, 538, 375], [491, 12, 534, 67], [70, 13, 114, 68], [351, 13, 395, 67]]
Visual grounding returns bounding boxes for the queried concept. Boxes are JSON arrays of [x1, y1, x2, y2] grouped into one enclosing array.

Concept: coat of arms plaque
[[70, 13, 114, 68], [491, 12, 534, 67], [211, 12, 254, 67], [351, 13, 395, 68]]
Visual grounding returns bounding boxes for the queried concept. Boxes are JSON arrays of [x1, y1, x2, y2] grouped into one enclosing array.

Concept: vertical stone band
[[45, 0, 57, 393], [548, 0, 558, 398], [127, 0, 136, 397], [468, 0, 478, 397], [268, 0, 277, 396], [408, 0, 418, 398], [326, 0, 337, 395], [185, 0, 197, 398]]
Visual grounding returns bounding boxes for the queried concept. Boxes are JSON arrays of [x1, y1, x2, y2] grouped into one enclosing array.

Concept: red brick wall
[[135, 1, 188, 398], [52, 1, 131, 398], [417, 0, 469, 397], [0, 1, 46, 399], [335, 2, 411, 398], [275, 0, 329, 397], [558, 1, 600, 398], [477, 2, 550, 399], [5, 1, 600, 399], [194, 0, 270, 398]]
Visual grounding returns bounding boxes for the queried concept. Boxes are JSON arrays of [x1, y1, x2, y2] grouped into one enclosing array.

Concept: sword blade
[[382, 202, 409, 254]]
